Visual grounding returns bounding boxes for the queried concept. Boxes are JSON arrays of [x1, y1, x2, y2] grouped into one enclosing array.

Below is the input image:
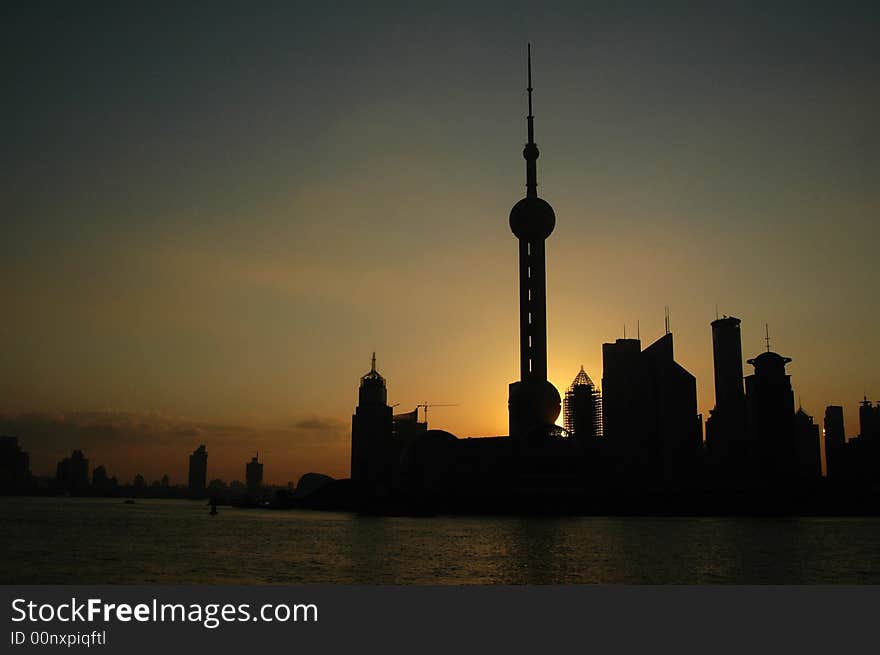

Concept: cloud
[[294, 417, 347, 433]]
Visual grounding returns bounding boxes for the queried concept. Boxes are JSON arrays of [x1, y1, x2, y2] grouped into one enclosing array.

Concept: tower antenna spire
[[371, 351, 376, 372], [524, 43, 539, 198], [764, 324, 771, 352], [527, 43, 534, 143]]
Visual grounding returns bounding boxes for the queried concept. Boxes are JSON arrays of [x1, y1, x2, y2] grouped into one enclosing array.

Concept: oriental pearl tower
[[508, 44, 561, 443]]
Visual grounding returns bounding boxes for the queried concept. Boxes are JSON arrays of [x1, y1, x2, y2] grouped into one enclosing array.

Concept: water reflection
[[1, 498, 878, 584]]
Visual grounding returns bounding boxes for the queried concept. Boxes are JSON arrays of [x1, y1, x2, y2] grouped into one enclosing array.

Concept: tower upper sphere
[[510, 197, 555, 240]]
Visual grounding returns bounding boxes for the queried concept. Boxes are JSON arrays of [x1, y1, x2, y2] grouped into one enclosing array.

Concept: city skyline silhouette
[[2, 3, 879, 487], [5, 42, 879, 516]]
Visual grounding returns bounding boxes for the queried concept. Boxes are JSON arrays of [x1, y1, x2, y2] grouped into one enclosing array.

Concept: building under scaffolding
[[563, 366, 603, 443]]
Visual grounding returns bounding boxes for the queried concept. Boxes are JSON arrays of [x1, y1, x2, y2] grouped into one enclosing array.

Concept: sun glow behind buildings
[[2, 4, 878, 483]]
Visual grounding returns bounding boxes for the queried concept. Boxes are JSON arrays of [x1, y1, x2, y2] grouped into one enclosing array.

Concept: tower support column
[[507, 45, 560, 442]]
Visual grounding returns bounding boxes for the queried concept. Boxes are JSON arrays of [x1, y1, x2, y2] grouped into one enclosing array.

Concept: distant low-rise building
[[91, 465, 118, 494], [0, 436, 31, 492], [56, 450, 89, 492]]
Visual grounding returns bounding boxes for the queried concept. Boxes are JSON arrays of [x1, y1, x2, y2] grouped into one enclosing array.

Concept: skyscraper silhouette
[[641, 333, 703, 485], [745, 351, 796, 483], [859, 397, 880, 440], [188, 444, 208, 497], [350, 353, 393, 496], [706, 316, 749, 481], [794, 406, 821, 480], [826, 398, 880, 486], [855, 397, 880, 483], [602, 333, 701, 487], [823, 405, 846, 480], [601, 338, 646, 471], [246, 454, 263, 496], [710, 317, 745, 410], [508, 45, 561, 444], [563, 366, 602, 444]]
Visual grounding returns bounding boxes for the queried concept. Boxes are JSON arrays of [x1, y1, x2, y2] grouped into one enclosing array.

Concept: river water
[[1, 497, 878, 584]]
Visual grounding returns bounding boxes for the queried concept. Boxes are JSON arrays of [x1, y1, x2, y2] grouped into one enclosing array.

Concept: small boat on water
[[123, 499, 135, 504]]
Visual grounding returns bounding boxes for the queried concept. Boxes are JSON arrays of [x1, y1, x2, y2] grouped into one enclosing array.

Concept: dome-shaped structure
[[747, 350, 792, 375], [398, 429, 460, 494], [509, 378, 561, 427], [293, 472, 335, 499], [400, 429, 459, 466]]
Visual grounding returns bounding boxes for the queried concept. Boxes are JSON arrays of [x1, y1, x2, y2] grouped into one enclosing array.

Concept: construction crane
[[416, 402, 459, 425]]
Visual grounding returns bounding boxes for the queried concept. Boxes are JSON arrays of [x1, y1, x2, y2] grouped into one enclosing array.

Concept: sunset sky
[[3, 2, 878, 484]]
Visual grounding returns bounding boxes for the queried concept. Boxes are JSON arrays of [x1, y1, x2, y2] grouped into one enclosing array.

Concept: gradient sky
[[2, 2, 878, 484]]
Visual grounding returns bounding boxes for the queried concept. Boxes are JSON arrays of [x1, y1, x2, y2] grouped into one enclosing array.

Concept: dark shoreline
[[6, 478, 879, 518]]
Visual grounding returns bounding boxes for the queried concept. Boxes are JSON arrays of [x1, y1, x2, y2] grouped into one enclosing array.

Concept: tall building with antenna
[[745, 346, 797, 483], [601, 332, 701, 486], [601, 337, 644, 458], [508, 44, 562, 443]]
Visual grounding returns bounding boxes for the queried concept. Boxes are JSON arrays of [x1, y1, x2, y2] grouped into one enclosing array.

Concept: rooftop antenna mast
[[764, 324, 771, 352], [664, 306, 670, 335]]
